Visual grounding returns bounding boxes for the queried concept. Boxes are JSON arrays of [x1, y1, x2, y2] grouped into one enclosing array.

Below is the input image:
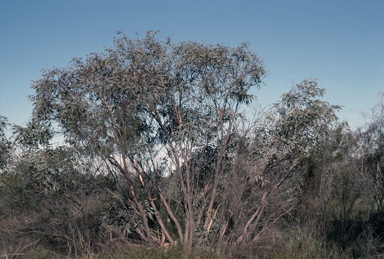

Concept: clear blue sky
[[1, 0, 383, 128]]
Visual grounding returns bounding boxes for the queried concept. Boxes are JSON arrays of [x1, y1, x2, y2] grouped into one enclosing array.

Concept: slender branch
[[204, 115, 234, 230]]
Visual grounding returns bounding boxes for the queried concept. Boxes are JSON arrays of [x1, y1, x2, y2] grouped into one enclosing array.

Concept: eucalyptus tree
[[358, 92, 384, 216], [233, 80, 341, 244], [30, 31, 266, 248]]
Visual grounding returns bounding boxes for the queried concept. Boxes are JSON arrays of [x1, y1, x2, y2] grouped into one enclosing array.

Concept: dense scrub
[[1, 32, 384, 258]]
